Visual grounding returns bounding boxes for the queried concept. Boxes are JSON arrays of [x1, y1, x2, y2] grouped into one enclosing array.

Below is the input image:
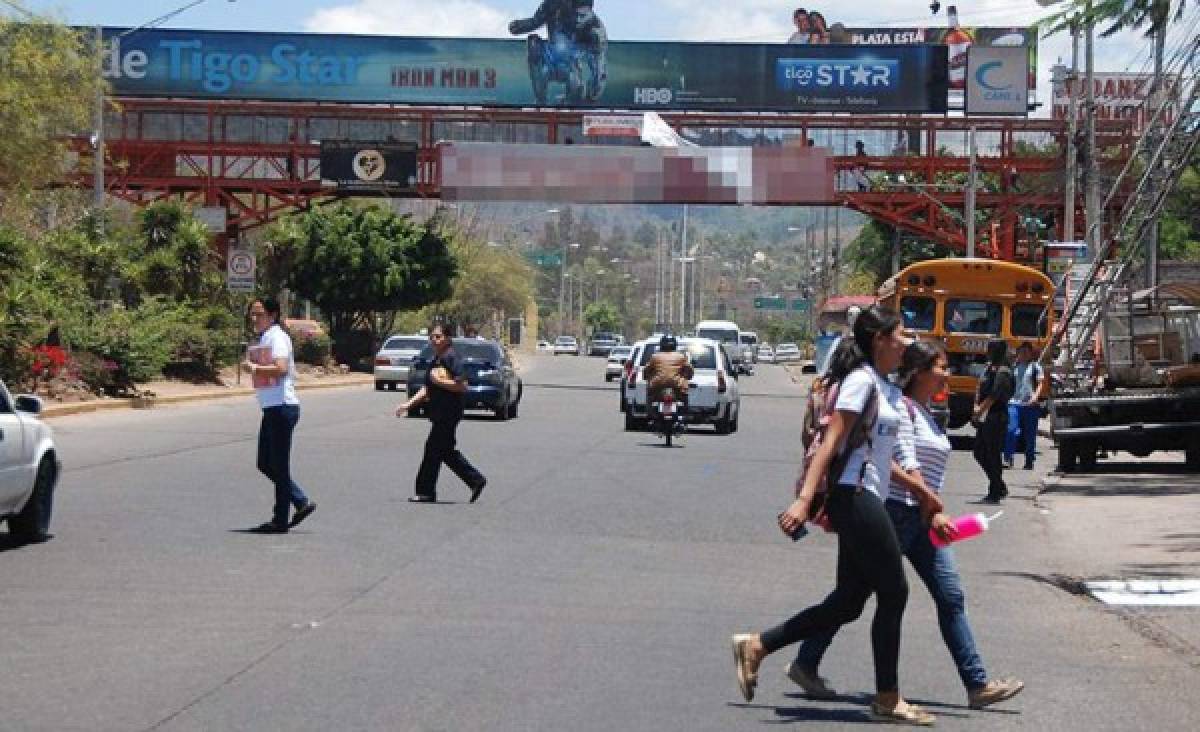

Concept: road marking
[[1085, 579, 1200, 606]]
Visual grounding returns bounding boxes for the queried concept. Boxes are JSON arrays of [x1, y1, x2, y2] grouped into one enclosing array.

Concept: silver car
[[374, 334, 428, 391], [605, 345, 633, 382]]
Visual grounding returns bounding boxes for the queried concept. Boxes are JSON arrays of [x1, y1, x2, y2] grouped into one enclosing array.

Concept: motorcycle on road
[[652, 389, 687, 447]]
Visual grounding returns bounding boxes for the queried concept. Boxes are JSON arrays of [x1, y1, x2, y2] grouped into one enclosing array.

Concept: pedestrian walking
[[397, 324, 487, 504], [1004, 342, 1044, 470], [242, 298, 316, 534], [973, 339, 1014, 503], [730, 306, 935, 726], [788, 340, 1025, 710]]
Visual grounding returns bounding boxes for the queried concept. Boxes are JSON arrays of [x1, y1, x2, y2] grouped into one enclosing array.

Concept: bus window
[[1012, 304, 1049, 338], [945, 300, 1001, 334], [900, 296, 936, 331]]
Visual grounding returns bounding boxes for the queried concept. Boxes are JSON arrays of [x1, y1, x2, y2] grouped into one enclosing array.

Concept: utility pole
[[93, 26, 106, 213], [1146, 4, 1167, 288], [966, 126, 977, 257], [679, 204, 689, 329], [1084, 3, 1100, 257], [1063, 20, 1081, 244]]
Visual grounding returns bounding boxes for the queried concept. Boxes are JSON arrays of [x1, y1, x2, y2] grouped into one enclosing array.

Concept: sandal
[[730, 634, 759, 702], [869, 701, 935, 726]]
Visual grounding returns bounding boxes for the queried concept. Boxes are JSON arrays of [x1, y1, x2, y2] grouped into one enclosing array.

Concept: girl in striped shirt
[[788, 340, 1025, 711]]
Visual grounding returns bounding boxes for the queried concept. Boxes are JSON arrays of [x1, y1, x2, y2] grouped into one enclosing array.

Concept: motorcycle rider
[[644, 334, 694, 410]]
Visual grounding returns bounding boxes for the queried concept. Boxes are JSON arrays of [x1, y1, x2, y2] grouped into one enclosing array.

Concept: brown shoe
[[869, 701, 935, 726], [968, 677, 1025, 709], [730, 634, 759, 702]]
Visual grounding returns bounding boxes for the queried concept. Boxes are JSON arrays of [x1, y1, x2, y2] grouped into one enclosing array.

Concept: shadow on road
[[1044, 465, 1200, 497]]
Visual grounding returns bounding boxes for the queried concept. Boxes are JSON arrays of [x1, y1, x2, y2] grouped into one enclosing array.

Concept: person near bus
[[1004, 342, 1045, 470], [973, 339, 1015, 503], [787, 340, 1025, 710], [730, 306, 936, 726]]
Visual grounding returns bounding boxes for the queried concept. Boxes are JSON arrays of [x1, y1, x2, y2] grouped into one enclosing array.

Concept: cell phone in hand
[[778, 512, 809, 541]]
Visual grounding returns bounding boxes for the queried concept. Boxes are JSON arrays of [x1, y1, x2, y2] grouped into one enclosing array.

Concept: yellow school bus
[[878, 258, 1055, 429]]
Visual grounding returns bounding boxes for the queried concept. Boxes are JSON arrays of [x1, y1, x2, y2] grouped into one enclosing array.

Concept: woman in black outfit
[[973, 339, 1015, 503]]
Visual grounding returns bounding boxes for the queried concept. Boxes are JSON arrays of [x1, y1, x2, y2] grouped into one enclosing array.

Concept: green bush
[[294, 331, 332, 366], [65, 299, 181, 393]]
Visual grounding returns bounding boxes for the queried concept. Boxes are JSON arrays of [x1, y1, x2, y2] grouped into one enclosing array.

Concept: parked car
[[553, 336, 581, 356], [756, 345, 776, 364], [589, 332, 620, 357], [536, 340, 553, 352], [406, 338, 523, 420], [373, 334, 428, 391], [624, 337, 741, 434], [1, 379, 60, 544], [775, 343, 802, 362], [605, 345, 633, 382]]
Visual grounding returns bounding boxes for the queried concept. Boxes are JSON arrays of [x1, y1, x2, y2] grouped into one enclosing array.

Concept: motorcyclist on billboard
[[508, 0, 608, 105], [645, 334, 694, 408]]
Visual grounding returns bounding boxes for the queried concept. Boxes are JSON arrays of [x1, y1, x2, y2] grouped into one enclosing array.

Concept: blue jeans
[[794, 501, 989, 691], [257, 404, 309, 525], [1004, 403, 1041, 466]]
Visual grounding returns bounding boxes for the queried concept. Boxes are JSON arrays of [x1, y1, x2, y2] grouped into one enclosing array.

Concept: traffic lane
[[3, 365, 1196, 730]]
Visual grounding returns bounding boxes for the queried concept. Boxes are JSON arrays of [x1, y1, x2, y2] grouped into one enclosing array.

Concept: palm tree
[[1041, 1, 1188, 37]]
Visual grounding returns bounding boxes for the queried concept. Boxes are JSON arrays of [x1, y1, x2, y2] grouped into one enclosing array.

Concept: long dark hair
[[898, 340, 946, 394], [259, 297, 283, 327], [986, 338, 1009, 367], [825, 304, 902, 385]]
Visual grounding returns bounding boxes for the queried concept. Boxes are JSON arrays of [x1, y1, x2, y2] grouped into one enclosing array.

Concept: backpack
[[796, 374, 879, 531]]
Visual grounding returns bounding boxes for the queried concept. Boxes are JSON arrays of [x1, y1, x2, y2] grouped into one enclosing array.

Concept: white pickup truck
[[0, 379, 60, 544], [624, 337, 741, 434]]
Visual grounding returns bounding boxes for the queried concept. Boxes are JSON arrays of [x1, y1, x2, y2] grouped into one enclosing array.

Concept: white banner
[[1052, 73, 1180, 135], [582, 114, 643, 137]]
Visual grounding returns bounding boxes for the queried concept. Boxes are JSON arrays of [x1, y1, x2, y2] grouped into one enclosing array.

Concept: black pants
[[973, 414, 1008, 499], [760, 487, 909, 693], [415, 418, 484, 499]]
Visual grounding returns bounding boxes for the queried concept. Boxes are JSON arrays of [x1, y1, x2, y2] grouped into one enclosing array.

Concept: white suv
[[624, 337, 740, 434], [0, 379, 60, 544]]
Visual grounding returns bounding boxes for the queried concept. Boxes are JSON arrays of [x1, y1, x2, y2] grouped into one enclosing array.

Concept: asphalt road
[[3, 353, 1197, 731]]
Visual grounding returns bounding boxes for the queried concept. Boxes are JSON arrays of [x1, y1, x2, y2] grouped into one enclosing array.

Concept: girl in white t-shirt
[[731, 306, 936, 726], [242, 298, 316, 534]]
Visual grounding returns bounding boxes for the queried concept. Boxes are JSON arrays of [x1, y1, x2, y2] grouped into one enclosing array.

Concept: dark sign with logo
[[101, 28, 948, 113], [320, 141, 418, 192]]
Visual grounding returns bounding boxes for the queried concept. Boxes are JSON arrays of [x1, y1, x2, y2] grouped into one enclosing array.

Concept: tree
[[1041, 1, 1187, 37], [584, 301, 621, 334], [0, 17, 102, 190], [433, 237, 535, 336], [842, 221, 956, 289], [266, 203, 457, 351]]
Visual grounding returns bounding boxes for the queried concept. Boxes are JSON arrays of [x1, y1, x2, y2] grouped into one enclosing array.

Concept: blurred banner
[[439, 142, 834, 205], [100, 28, 948, 113]]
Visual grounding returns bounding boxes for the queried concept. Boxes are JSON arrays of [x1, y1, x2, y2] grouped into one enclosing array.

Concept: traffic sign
[[526, 251, 562, 268], [754, 296, 786, 310], [226, 249, 256, 293], [791, 299, 810, 312]]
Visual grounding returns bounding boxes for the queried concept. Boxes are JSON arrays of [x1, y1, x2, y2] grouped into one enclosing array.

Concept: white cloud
[[303, 0, 509, 37]]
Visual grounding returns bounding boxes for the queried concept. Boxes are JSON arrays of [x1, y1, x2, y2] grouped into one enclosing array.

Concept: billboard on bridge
[[100, 28, 948, 113]]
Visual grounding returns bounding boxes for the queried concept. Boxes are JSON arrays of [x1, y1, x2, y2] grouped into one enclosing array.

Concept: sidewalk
[[1035, 450, 1200, 661], [41, 370, 374, 419]]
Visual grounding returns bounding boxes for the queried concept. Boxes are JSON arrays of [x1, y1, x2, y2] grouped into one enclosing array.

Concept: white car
[[1, 379, 60, 544], [775, 343, 802, 362], [756, 345, 776, 364], [537, 340, 553, 352], [373, 334, 427, 391], [624, 337, 741, 434], [605, 345, 633, 382], [553, 336, 581, 356]]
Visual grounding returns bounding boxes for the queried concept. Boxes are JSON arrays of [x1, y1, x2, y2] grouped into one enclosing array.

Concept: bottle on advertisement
[[944, 5, 974, 89]]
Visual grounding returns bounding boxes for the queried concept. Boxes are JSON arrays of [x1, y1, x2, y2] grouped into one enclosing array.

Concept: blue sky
[[11, 0, 1175, 104]]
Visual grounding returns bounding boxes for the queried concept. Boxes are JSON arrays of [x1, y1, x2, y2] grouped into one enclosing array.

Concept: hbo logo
[[634, 87, 673, 105]]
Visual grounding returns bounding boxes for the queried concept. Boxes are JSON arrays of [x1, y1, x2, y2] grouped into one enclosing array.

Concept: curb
[[42, 377, 373, 420]]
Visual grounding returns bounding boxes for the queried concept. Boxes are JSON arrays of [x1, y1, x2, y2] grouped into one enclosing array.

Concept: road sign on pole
[[226, 249, 256, 293], [791, 299, 810, 312], [754, 296, 787, 310]]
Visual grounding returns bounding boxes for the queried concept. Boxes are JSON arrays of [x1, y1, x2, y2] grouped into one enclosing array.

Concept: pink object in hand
[[929, 512, 1001, 548]]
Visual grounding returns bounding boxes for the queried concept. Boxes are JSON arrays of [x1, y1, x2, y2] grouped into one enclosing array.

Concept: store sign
[[966, 46, 1029, 116], [1053, 73, 1181, 135], [100, 28, 948, 113], [320, 141, 418, 192]]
